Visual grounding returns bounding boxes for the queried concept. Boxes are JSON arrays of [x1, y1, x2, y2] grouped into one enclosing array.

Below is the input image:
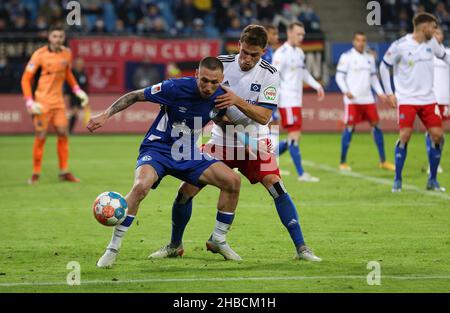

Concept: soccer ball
[[93, 191, 128, 226]]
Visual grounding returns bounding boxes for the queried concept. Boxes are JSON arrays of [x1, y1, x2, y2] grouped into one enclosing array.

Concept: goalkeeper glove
[[25, 97, 42, 115], [73, 86, 89, 107]]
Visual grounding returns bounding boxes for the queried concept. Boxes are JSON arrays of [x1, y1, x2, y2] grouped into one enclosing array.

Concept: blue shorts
[[136, 146, 218, 189]]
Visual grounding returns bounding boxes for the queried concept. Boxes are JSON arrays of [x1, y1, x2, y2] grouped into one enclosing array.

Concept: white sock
[[107, 215, 135, 251], [212, 221, 231, 243]]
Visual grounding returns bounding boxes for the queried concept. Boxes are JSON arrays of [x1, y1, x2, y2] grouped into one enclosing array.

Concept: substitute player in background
[[336, 32, 395, 172], [150, 25, 321, 262], [427, 25, 450, 174], [88, 57, 243, 267], [380, 13, 450, 192], [21, 25, 88, 184], [262, 24, 287, 173], [262, 24, 279, 64], [67, 58, 89, 134], [272, 22, 325, 182]]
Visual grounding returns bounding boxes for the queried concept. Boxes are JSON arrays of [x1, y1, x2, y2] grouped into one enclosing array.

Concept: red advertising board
[[1, 93, 435, 135], [69, 38, 222, 93]]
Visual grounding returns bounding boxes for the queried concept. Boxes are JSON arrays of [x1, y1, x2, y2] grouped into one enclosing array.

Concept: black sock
[[69, 115, 77, 134]]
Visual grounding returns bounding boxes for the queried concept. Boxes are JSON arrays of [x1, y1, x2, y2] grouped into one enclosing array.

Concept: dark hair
[[48, 24, 65, 33], [239, 24, 268, 49], [199, 56, 224, 72], [288, 21, 304, 30], [413, 12, 438, 27], [264, 24, 277, 32], [353, 31, 366, 39]]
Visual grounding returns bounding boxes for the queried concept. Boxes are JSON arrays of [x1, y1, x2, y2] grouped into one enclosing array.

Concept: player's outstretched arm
[[87, 89, 146, 132], [215, 86, 272, 124]]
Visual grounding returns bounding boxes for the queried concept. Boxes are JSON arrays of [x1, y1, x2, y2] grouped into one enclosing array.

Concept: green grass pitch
[[1, 132, 450, 292]]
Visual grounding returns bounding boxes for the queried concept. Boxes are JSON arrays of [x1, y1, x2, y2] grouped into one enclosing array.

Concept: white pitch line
[[2, 275, 450, 287], [303, 160, 450, 201]]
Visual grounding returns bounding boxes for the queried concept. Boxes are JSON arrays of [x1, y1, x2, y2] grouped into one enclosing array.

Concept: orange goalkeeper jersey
[[21, 45, 79, 111]]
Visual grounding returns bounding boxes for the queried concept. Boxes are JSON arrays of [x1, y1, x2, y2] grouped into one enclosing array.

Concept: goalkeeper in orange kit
[[21, 25, 89, 184]]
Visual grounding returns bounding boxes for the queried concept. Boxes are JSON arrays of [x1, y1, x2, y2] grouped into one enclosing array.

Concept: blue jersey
[[141, 77, 226, 152], [262, 46, 274, 64], [136, 77, 226, 189]]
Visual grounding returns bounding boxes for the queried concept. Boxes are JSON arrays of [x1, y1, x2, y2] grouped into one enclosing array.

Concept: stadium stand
[[380, 0, 450, 42], [0, 0, 323, 37]]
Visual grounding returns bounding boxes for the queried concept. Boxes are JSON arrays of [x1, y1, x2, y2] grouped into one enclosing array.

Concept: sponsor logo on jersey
[[141, 155, 152, 161], [178, 106, 187, 113], [426, 47, 432, 53], [250, 83, 261, 92], [27, 62, 35, 71], [263, 86, 277, 101], [151, 83, 162, 94], [222, 80, 230, 87]]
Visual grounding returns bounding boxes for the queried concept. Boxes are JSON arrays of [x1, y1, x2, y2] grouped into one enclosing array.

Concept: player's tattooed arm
[[87, 89, 146, 132], [106, 89, 146, 117]]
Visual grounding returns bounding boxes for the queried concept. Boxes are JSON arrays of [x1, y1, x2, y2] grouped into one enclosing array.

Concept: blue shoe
[[426, 179, 446, 192], [392, 179, 402, 193]]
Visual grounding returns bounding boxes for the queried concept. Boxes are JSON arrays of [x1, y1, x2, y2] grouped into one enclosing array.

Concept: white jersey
[[272, 41, 322, 108], [209, 54, 279, 147], [382, 34, 450, 105], [434, 47, 450, 105], [336, 48, 384, 105]]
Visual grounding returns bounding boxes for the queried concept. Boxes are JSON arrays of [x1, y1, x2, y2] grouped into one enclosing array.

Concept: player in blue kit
[[87, 57, 243, 268]]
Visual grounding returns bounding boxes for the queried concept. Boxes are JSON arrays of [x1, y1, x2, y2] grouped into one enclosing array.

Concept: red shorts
[[344, 104, 379, 125], [279, 107, 302, 131], [202, 141, 280, 184], [439, 105, 450, 121], [398, 104, 442, 129]]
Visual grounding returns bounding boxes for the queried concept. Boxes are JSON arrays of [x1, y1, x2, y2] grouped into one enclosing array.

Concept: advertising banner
[[0, 93, 433, 134], [69, 38, 222, 93]]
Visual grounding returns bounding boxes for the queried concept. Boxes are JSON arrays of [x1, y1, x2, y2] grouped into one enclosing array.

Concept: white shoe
[[295, 246, 322, 262], [149, 244, 184, 259], [427, 165, 443, 174], [96, 248, 118, 268], [298, 172, 320, 182], [206, 236, 242, 261], [280, 169, 291, 176]]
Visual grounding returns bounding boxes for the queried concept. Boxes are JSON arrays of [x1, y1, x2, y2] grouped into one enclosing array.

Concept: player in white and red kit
[[272, 22, 325, 182], [426, 26, 450, 174], [380, 13, 450, 192], [433, 26, 450, 118], [150, 25, 321, 262], [335, 31, 395, 172]]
